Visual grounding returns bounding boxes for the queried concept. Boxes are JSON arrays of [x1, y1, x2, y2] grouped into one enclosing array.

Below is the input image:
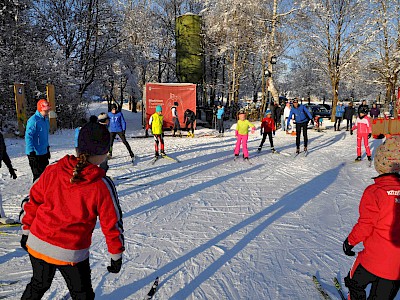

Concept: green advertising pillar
[[176, 13, 203, 84]]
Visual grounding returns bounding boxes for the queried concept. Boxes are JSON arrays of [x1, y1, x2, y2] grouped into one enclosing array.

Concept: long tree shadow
[[122, 164, 262, 218], [97, 163, 345, 299]]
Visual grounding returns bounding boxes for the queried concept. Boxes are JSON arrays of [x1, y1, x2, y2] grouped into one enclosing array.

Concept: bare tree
[[296, 0, 374, 120]]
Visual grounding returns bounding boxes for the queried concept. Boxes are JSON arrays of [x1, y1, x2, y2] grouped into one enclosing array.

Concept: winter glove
[[350, 130, 353, 135], [20, 235, 28, 252], [107, 257, 122, 273], [342, 238, 355, 256], [251, 127, 256, 134], [9, 168, 17, 179], [260, 130, 263, 136], [368, 133, 372, 139], [46, 146, 50, 160]]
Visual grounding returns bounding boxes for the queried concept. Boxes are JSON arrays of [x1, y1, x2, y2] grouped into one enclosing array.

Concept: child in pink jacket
[[351, 107, 372, 161]]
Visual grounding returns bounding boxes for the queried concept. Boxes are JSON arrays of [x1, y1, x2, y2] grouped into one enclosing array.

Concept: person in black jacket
[[184, 109, 196, 137], [358, 100, 369, 115], [0, 132, 17, 218], [344, 102, 356, 131]]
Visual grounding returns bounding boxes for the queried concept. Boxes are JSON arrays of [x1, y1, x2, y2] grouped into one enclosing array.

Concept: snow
[[0, 102, 396, 299]]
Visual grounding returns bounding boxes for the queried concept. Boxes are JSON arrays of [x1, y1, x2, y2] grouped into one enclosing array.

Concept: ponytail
[[70, 153, 89, 184]]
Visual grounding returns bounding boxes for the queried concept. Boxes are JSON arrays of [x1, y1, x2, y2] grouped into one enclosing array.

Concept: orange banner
[[145, 83, 196, 129]]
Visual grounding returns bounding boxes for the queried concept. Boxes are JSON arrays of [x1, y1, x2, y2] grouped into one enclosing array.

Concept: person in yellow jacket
[[149, 105, 165, 157], [234, 110, 256, 161]]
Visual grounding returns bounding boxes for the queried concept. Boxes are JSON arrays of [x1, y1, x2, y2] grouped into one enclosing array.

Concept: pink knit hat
[[374, 136, 400, 174]]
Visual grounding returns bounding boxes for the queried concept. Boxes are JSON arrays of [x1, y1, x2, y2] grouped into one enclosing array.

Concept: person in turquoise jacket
[[334, 102, 345, 131], [216, 105, 225, 136], [25, 99, 51, 182]]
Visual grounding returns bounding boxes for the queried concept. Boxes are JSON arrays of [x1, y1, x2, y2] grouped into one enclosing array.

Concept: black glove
[[343, 238, 355, 256], [350, 130, 353, 135], [29, 151, 36, 157], [9, 168, 17, 179], [368, 133, 371, 139], [46, 146, 50, 160], [260, 130, 263, 136], [20, 235, 28, 252], [107, 257, 122, 273]]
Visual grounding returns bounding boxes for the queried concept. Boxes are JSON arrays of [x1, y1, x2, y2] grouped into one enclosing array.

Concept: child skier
[[149, 105, 165, 157], [234, 110, 256, 161], [20, 122, 124, 299], [258, 110, 276, 153], [342, 135, 400, 300], [350, 107, 372, 161]]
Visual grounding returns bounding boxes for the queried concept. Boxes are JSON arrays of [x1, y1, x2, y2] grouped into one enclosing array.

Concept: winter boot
[[257, 147, 262, 152], [161, 150, 166, 156], [155, 151, 159, 158], [304, 146, 308, 152], [296, 148, 300, 154], [367, 156, 372, 161], [271, 147, 276, 153], [355, 156, 362, 162]]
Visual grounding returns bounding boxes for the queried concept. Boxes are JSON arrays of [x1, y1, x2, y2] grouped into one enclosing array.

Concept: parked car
[[304, 104, 331, 118]]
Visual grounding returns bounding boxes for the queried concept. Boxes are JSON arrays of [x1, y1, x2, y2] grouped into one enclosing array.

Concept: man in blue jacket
[[25, 99, 51, 182], [286, 99, 313, 154], [334, 102, 345, 131], [107, 104, 134, 160]]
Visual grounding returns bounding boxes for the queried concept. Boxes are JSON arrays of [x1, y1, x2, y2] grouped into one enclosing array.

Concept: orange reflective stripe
[[27, 246, 76, 266]]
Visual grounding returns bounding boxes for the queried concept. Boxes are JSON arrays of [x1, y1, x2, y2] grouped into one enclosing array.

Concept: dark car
[[304, 104, 331, 118]]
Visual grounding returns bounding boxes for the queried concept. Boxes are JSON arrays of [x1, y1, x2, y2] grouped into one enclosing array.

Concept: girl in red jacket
[[258, 110, 276, 153], [343, 136, 400, 300], [351, 107, 372, 162], [20, 122, 125, 300]]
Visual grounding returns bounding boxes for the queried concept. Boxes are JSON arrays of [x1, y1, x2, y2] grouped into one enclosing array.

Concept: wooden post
[[13, 83, 27, 137], [46, 84, 57, 133]]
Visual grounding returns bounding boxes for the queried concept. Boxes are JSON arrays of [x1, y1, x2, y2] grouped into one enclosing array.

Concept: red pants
[[356, 133, 371, 157]]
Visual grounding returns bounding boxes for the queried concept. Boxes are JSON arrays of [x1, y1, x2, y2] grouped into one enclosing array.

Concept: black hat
[[78, 122, 110, 155]]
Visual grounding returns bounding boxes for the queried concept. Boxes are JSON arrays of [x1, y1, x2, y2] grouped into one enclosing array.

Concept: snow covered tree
[[295, 0, 374, 119]]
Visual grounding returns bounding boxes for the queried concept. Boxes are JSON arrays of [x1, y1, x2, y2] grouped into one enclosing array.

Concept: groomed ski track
[[0, 103, 391, 299]]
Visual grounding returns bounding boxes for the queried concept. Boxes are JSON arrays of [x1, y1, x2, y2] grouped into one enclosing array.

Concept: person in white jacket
[[283, 102, 292, 131]]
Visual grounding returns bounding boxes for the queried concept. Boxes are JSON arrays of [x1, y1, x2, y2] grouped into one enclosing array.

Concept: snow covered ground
[[0, 102, 395, 299]]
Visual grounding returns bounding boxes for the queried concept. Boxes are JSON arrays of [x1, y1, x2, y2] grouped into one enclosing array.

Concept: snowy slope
[[0, 102, 394, 299]]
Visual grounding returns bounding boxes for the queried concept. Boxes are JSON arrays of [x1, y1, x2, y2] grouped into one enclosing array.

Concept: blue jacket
[[25, 111, 50, 155], [286, 105, 313, 127], [107, 111, 126, 133], [74, 127, 81, 148], [217, 107, 225, 120], [335, 105, 345, 117]]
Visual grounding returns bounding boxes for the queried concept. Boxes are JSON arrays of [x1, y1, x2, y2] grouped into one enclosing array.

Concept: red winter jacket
[[348, 173, 400, 280], [20, 155, 125, 264], [260, 117, 275, 133]]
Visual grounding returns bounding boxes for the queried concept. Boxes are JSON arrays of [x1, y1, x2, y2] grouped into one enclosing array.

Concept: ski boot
[[355, 156, 362, 162], [304, 147, 308, 152], [257, 147, 262, 153], [187, 132, 192, 137], [160, 150, 166, 157], [367, 156, 372, 161], [271, 147, 277, 154], [296, 148, 300, 154], [155, 151, 159, 158]]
